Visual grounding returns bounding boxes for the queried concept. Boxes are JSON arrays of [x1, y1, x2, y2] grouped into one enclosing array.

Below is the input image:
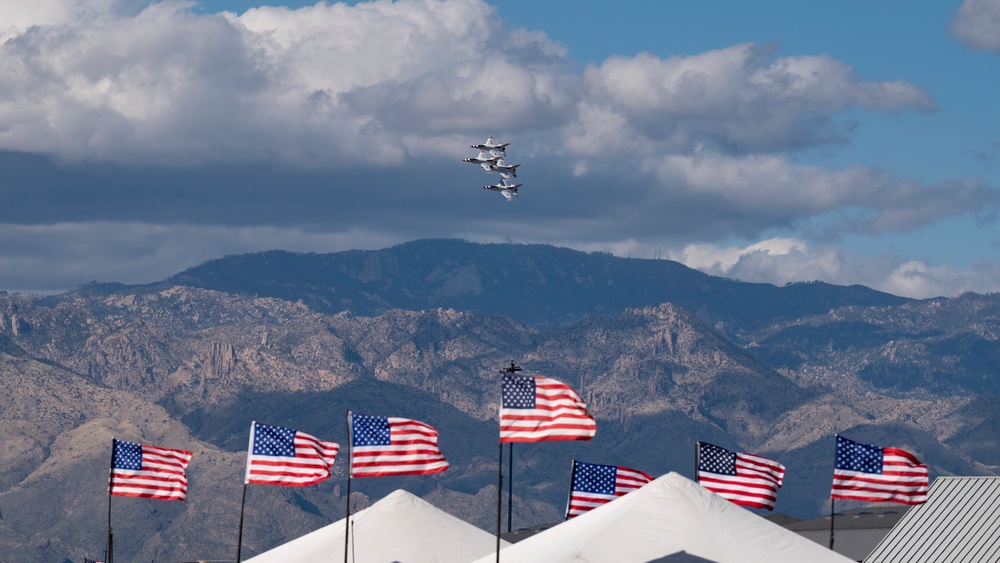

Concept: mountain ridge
[[71, 238, 913, 335]]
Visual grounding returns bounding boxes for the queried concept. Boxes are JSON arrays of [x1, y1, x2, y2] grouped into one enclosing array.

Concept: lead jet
[[463, 150, 500, 172], [471, 136, 510, 158], [489, 158, 520, 179], [483, 178, 522, 201]]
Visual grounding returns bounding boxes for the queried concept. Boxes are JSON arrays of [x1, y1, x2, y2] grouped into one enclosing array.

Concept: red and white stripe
[[698, 451, 785, 510], [246, 424, 339, 486], [110, 444, 192, 501], [500, 376, 597, 443], [831, 447, 928, 504], [351, 417, 449, 477], [567, 466, 652, 517]]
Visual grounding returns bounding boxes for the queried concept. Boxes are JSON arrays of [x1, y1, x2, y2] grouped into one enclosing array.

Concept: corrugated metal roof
[[772, 506, 906, 561], [864, 476, 1000, 563]]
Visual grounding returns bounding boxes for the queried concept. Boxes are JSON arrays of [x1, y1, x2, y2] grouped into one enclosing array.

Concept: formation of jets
[[464, 136, 523, 201]]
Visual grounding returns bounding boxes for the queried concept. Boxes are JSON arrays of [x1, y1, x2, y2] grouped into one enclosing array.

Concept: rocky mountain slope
[[0, 239, 997, 561]]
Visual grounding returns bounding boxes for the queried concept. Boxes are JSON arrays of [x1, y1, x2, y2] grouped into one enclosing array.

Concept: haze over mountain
[[1, 239, 997, 562]]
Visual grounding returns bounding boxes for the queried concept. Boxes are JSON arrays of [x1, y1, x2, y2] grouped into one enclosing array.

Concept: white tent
[[245, 489, 507, 563], [471, 472, 855, 563]]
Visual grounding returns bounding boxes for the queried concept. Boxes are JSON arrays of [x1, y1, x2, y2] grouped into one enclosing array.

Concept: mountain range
[[1, 238, 997, 562]]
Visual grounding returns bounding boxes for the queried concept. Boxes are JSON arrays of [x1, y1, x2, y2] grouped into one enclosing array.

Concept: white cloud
[[643, 153, 998, 237], [569, 43, 934, 159], [951, 0, 1000, 52], [0, 1, 935, 169], [671, 238, 1000, 299], [0, 0, 579, 166], [882, 260, 1000, 299], [0, 0, 150, 36], [562, 101, 641, 164], [676, 238, 839, 285], [680, 238, 812, 273]]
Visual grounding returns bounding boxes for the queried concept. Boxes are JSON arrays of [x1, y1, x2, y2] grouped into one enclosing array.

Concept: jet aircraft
[[489, 158, 520, 179], [483, 178, 522, 201], [471, 135, 510, 157], [463, 150, 500, 172]]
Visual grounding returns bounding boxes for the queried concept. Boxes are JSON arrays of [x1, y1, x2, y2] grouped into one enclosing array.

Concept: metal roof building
[[768, 506, 907, 562], [865, 476, 1000, 562]]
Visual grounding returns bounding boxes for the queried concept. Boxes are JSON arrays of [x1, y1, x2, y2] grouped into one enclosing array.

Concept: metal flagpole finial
[[502, 362, 521, 373]]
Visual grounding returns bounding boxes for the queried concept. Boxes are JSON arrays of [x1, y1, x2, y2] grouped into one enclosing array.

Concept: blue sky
[[0, 0, 998, 297]]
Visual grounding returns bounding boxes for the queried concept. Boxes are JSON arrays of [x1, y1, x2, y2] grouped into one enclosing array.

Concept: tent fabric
[[245, 489, 507, 563], [471, 472, 855, 563]]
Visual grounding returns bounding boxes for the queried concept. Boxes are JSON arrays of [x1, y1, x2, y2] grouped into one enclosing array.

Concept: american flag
[[349, 413, 449, 477], [500, 373, 597, 443], [84, 558, 103, 563], [831, 435, 928, 505], [108, 439, 192, 501], [565, 461, 653, 518], [245, 422, 339, 486], [696, 442, 785, 511]]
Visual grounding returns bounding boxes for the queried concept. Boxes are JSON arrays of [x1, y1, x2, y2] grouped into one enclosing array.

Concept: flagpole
[[829, 497, 835, 550], [564, 460, 578, 520], [236, 484, 248, 563], [501, 361, 521, 536], [345, 410, 353, 563], [495, 440, 503, 563], [507, 443, 513, 533], [344, 474, 353, 563], [694, 441, 700, 483], [236, 421, 258, 563], [106, 490, 112, 563], [829, 434, 837, 551], [107, 438, 115, 563]]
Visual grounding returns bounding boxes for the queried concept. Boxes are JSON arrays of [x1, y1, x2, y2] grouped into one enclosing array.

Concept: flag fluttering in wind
[[831, 435, 929, 505], [349, 413, 449, 477], [565, 460, 653, 518], [108, 439, 192, 501], [84, 558, 103, 563], [696, 442, 785, 511], [500, 373, 597, 443], [245, 422, 340, 486]]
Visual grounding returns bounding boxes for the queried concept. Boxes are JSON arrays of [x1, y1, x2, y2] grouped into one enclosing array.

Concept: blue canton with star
[[573, 462, 617, 495], [352, 414, 392, 447], [253, 423, 296, 457], [835, 435, 883, 474], [502, 373, 536, 409], [113, 440, 143, 470], [698, 442, 737, 476]]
